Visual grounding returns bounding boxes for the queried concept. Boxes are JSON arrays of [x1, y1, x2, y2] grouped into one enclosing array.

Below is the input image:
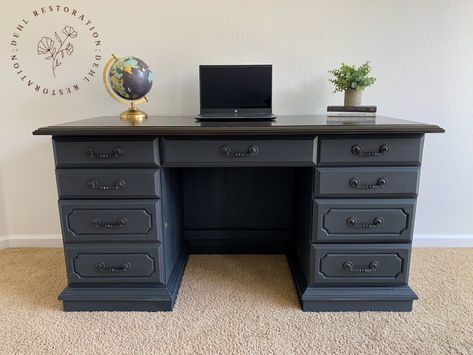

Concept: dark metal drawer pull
[[351, 144, 389, 157], [86, 146, 123, 159], [95, 261, 131, 273], [87, 179, 126, 190], [349, 177, 387, 189], [346, 216, 384, 228], [343, 260, 380, 273], [90, 217, 128, 228], [219, 145, 259, 157]]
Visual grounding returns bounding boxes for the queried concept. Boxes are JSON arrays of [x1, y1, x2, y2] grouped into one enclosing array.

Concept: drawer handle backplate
[[87, 179, 126, 190], [349, 177, 387, 189], [95, 261, 131, 273], [90, 217, 128, 228], [86, 146, 123, 159], [351, 144, 389, 157], [219, 145, 259, 158], [346, 216, 384, 228], [343, 260, 380, 273]]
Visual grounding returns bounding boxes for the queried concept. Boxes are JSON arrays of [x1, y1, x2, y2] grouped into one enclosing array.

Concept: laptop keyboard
[[240, 113, 272, 117], [201, 113, 274, 118]]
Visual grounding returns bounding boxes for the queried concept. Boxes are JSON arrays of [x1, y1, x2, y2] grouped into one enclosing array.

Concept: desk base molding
[[60, 287, 175, 311], [300, 298, 416, 312], [300, 286, 418, 312]]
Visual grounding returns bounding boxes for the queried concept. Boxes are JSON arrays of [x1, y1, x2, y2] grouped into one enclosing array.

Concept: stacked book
[[327, 106, 377, 117]]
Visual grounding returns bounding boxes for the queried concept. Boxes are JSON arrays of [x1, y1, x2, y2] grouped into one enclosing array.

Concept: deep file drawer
[[64, 244, 165, 284], [53, 137, 159, 167], [310, 244, 411, 285], [59, 200, 162, 243], [314, 167, 420, 197], [312, 199, 416, 242], [56, 169, 161, 199], [162, 138, 316, 167], [318, 136, 424, 166]]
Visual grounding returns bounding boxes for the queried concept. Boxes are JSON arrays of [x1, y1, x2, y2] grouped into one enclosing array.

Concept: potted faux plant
[[329, 61, 376, 106]]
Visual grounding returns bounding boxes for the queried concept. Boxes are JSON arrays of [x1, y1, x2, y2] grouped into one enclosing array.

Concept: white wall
[[0, 169, 8, 248], [1, 0, 472, 243], [0, 169, 6, 236]]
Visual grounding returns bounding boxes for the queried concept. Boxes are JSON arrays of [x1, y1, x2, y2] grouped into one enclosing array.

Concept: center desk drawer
[[318, 136, 424, 166], [314, 167, 420, 197], [313, 199, 416, 242], [64, 244, 165, 284], [53, 137, 159, 168], [56, 169, 160, 199], [310, 244, 411, 285], [162, 138, 316, 167], [59, 200, 162, 243]]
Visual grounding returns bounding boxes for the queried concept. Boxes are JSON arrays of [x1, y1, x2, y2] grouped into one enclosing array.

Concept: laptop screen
[[199, 65, 272, 111]]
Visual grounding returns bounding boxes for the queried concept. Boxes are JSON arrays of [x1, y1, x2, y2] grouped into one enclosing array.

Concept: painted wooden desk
[[34, 115, 444, 312]]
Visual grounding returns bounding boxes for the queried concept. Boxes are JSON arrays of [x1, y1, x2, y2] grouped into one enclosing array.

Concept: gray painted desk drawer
[[162, 138, 316, 166], [53, 138, 159, 167], [314, 167, 420, 197], [310, 244, 410, 285], [65, 244, 165, 284], [56, 169, 161, 199], [318, 136, 423, 166], [59, 200, 162, 243], [313, 199, 416, 242]]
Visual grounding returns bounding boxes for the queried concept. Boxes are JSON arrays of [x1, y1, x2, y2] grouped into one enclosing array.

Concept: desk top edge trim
[[33, 124, 445, 136]]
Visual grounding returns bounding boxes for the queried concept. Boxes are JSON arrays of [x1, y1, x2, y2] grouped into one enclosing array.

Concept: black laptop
[[196, 64, 277, 120]]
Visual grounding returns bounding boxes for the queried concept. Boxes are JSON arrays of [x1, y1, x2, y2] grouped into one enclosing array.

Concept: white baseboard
[[0, 234, 472, 250], [0, 236, 9, 250], [412, 234, 473, 247], [2, 234, 63, 249]]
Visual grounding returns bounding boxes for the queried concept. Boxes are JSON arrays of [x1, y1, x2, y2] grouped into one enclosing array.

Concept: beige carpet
[[0, 248, 472, 354]]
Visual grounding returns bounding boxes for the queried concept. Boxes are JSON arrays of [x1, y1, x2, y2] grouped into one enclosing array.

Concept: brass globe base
[[120, 106, 148, 125]]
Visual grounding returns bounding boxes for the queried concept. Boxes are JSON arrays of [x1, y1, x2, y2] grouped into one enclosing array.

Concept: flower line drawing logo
[[37, 25, 78, 78], [11, 6, 103, 97]]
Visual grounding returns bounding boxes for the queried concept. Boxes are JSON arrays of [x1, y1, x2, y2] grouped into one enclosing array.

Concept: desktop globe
[[103, 55, 153, 124], [109, 56, 152, 100]]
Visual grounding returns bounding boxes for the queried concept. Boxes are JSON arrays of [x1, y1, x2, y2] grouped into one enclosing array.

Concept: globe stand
[[120, 101, 148, 124]]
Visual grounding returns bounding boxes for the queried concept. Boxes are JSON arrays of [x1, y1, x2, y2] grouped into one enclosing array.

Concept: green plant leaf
[[328, 61, 376, 93]]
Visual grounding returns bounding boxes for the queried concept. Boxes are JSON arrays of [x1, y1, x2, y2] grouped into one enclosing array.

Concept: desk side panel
[[161, 167, 186, 283], [292, 168, 314, 281]]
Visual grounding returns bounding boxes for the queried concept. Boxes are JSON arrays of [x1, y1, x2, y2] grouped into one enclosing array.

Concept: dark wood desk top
[[33, 115, 444, 136]]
